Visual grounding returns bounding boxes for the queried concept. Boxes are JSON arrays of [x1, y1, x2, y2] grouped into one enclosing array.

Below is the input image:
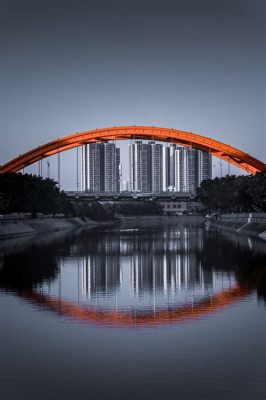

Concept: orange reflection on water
[[20, 284, 250, 328]]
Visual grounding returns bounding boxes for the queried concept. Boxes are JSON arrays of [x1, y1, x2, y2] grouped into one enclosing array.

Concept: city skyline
[[1, 2, 265, 400], [81, 140, 212, 194], [2, 0, 265, 191], [6, 135, 257, 192]]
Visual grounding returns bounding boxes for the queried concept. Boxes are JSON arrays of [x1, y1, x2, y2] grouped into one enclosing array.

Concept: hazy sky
[[1, 0, 265, 189]]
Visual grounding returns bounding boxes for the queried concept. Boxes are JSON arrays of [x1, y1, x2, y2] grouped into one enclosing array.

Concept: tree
[[0, 173, 74, 216], [196, 171, 266, 213]]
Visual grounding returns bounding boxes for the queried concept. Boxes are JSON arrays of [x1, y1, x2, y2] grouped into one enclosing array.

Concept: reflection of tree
[[0, 247, 59, 291], [0, 229, 81, 291], [200, 229, 266, 302], [130, 252, 213, 296], [252, 268, 266, 303]]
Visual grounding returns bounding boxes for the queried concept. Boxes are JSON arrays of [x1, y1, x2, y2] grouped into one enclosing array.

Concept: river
[[0, 221, 265, 400]]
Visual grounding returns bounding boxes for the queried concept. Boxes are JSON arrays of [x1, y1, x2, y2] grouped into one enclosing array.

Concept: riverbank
[[0, 216, 101, 239], [116, 215, 205, 228], [208, 213, 266, 240]]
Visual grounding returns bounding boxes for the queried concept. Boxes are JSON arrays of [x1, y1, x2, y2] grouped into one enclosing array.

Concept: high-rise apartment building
[[179, 148, 197, 193], [129, 141, 164, 192], [102, 142, 117, 192], [149, 142, 163, 192], [162, 146, 170, 191], [87, 142, 102, 192], [197, 150, 212, 183], [129, 141, 212, 194], [174, 147, 212, 193], [82, 141, 211, 194], [81, 142, 120, 192], [169, 144, 177, 189], [129, 141, 150, 192], [115, 148, 121, 192]]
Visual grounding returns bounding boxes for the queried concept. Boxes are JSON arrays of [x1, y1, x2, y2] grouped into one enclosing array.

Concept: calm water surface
[[0, 222, 266, 400]]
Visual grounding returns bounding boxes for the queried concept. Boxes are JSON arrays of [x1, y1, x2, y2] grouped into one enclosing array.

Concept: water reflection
[[80, 231, 214, 303], [0, 224, 265, 327]]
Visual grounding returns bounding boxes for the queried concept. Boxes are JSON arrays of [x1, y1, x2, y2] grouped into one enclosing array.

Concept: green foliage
[[72, 200, 163, 221], [73, 200, 115, 221], [0, 173, 74, 215], [196, 170, 266, 212], [113, 201, 163, 216]]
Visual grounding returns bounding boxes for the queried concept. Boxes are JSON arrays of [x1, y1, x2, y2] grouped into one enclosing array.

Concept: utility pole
[[57, 152, 61, 189], [81, 146, 84, 192], [47, 161, 50, 179], [76, 147, 79, 192]]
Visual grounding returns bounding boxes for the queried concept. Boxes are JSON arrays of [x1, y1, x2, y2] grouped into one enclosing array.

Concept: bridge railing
[[66, 191, 193, 199], [219, 213, 266, 224]]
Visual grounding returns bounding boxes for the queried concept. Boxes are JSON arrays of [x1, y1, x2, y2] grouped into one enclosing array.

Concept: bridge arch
[[0, 126, 265, 174]]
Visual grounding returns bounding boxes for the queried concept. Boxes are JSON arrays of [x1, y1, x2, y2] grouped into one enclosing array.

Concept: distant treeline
[[74, 200, 162, 220], [196, 170, 266, 212], [2, 171, 265, 218], [0, 173, 73, 216], [0, 173, 163, 220]]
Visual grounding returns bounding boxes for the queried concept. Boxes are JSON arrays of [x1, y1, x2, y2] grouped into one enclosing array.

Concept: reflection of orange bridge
[[1, 126, 265, 174], [21, 284, 249, 328]]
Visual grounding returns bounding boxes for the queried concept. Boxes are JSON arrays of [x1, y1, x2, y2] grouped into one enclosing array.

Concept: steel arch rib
[[0, 126, 265, 174]]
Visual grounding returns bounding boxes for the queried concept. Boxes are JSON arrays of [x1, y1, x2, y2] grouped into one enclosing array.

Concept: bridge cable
[[57, 151, 61, 189], [76, 146, 79, 192], [81, 145, 84, 192]]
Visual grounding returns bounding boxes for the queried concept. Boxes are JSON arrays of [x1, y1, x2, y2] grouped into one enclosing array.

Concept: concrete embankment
[[210, 213, 266, 240], [0, 217, 100, 239], [117, 215, 205, 228]]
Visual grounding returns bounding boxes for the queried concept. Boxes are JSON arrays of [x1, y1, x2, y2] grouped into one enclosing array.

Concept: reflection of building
[[130, 228, 213, 296], [80, 228, 214, 302], [130, 252, 213, 297], [82, 255, 120, 298], [81, 142, 120, 192]]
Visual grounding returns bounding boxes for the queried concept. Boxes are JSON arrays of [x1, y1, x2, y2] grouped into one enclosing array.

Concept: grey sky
[[1, 0, 265, 189]]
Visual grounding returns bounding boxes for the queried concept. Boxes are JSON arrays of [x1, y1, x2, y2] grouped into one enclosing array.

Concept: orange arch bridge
[[0, 126, 265, 174]]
